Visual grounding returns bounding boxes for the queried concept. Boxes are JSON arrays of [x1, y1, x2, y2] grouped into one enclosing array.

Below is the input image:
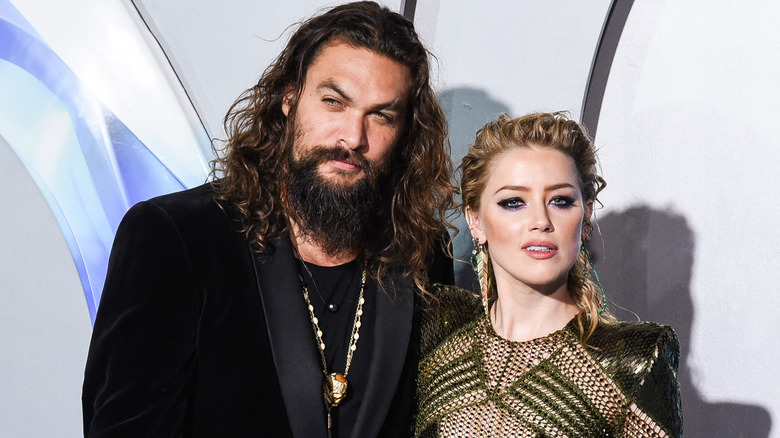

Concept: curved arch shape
[[580, 0, 634, 139]]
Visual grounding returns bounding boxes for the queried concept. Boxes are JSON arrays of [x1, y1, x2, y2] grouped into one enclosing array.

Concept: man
[[82, 2, 456, 437]]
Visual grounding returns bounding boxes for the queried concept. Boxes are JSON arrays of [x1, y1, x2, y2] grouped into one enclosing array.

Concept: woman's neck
[[490, 278, 580, 343]]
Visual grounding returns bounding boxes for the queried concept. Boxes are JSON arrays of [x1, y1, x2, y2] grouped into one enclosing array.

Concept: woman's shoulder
[[590, 320, 677, 344], [419, 284, 483, 358], [425, 284, 484, 326], [430, 283, 481, 308], [587, 321, 680, 392], [588, 320, 679, 360]]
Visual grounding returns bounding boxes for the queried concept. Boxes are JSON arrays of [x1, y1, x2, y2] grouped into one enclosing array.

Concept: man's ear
[[281, 85, 295, 117], [465, 207, 486, 244]]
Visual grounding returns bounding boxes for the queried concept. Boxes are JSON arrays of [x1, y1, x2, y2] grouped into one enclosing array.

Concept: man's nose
[[338, 114, 367, 151]]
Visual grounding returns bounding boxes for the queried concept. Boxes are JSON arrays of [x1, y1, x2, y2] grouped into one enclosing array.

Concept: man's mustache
[[298, 146, 374, 171]]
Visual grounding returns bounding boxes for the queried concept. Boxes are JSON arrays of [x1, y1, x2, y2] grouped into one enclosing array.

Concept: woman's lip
[[522, 241, 558, 259], [522, 240, 557, 250], [523, 247, 558, 260]]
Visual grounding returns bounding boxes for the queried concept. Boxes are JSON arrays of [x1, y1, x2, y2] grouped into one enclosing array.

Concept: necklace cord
[[297, 258, 367, 435], [298, 268, 366, 376]]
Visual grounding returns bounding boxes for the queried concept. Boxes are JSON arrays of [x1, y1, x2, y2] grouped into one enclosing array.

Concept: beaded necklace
[[298, 261, 366, 437]]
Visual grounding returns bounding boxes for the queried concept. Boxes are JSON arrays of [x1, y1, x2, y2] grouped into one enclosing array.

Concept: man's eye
[[497, 198, 524, 210], [323, 98, 342, 107], [374, 112, 394, 123]]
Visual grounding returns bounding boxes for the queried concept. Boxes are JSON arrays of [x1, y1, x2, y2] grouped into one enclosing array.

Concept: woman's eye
[[497, 198, 525, 210], [550, 196, 575, 207]]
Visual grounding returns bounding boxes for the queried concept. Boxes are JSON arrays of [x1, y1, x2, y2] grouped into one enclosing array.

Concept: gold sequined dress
[[416, 285, 682, 438]]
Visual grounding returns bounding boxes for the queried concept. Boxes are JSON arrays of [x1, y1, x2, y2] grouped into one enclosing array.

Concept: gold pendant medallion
[[324, 372, 348, 407]]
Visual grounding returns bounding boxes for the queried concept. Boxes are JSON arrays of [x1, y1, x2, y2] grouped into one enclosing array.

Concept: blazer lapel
[[350, 271, 415, 438], [251, 237, 328, 438]]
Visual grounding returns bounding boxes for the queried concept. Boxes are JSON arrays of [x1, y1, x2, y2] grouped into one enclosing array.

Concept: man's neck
[[289, 223, 358, 266]]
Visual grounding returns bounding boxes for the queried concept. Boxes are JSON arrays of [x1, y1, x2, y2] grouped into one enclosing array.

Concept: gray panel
[[0, 136, 91, 437], [580, 0, 634, 138]]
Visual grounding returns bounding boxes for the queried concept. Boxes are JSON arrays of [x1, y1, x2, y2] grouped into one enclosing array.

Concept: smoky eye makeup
[[549, 195, 576, 208], [497, 197, 525, 210]]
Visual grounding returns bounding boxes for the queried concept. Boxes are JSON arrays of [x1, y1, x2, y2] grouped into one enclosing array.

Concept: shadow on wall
[[590, 206, 771, 437], [436, 86, 511, 290]]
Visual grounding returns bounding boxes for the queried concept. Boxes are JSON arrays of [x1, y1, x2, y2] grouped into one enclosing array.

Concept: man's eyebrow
[[317, 80, 352, 104], [370, 99, 405, 113], [316, 79, 406, 112]]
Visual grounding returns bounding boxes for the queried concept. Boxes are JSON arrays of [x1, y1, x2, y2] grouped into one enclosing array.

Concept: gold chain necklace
[[298, 263, 366, 435]]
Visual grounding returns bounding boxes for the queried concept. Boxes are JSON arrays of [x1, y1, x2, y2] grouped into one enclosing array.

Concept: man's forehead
[[302, 42, 412, 102]]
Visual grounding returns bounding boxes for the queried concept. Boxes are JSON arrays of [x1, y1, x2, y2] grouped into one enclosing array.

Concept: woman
[[416, 113, 682, 437]]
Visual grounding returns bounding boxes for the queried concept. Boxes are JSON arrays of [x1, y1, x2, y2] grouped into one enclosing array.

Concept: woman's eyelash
[[550, 196, 575, 207], [497, 196, 576, 210], [497, 198, 525, 209]]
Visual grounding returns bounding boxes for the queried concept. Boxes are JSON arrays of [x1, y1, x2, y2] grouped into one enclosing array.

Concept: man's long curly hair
[[210, 1, 455, 297]]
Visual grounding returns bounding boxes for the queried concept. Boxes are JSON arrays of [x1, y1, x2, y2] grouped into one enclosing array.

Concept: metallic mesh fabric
[[417, 285, 682, 438]]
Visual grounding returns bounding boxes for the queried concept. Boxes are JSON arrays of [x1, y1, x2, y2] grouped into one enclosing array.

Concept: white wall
[[133, 0, 400, 140], [2, 1, 777, 436], [595, 1, 779, 435]]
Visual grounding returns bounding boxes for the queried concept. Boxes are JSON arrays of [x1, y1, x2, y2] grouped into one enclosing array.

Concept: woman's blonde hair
[[460, 112, 615, 342]]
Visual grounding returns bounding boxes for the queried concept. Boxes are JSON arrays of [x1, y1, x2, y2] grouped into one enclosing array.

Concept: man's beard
[[286, 143, 392, 257]]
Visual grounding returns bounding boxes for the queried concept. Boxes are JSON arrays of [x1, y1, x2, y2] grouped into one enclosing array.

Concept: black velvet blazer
[[82, 183, 453, 437]]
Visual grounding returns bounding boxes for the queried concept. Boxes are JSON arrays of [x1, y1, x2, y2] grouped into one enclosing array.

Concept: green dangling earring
[[581, 242, 608, 315]]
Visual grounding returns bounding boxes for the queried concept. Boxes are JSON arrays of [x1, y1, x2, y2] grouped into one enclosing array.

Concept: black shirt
[[300, 259, 374, 438]]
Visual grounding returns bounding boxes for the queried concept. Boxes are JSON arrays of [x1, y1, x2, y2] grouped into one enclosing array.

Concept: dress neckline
[[479, 313, 577, 346]]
